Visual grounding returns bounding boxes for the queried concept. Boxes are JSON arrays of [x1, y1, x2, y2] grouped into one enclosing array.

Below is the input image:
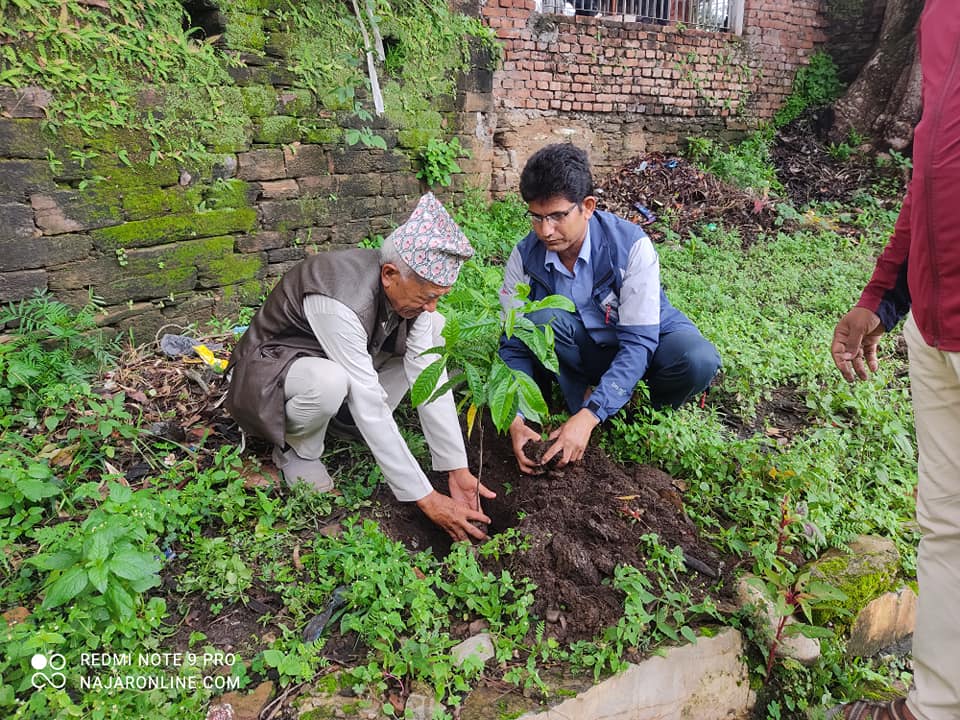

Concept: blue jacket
[[498, 210, 696, 421]]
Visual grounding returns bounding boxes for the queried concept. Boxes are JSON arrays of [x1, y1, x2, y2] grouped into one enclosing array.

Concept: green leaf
[[488, 360, 518, 432], [84, 531, 112, 564], [30, 550, 80, 571], [784, 623, 834, 640], [411, 358, 446, 407], [105, 582, 135, 620], [110, 549, 157, 581], [527, 294, 575, 313], [108, 483, 132, 504], [464, 363, 485, 406], [43, 566, 89, 609], [680, 625, 698, 643], [515, 371, 547, 422], [16, 478, 60, 502], [88, 563, 110, 594]]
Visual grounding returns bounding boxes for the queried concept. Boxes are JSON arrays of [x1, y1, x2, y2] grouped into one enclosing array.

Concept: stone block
[[120, 186, 203, 221], [451, 633, 495, 668], [847, 587, 917, 658], [0, 87, 52, 118], [257, 180, 300, 200], [265, 247, 305, 263], [283, 144, 329, 178], [236, 231, 289, 253], [336, 174, 382, 198], [517, 628, 753, 720], [254, 115, 300, 145], [0, 119, 50, 158], [258, 198, 331, 231], [276, 89, 315, 116], [90, 208, 257, 250], [237, 149, 286, 181], [329, 148, 410, 175], [0, 160, 55, 201], [297, 175, 337, 198], [0, 203, 38, 242], [0, 269, 47, 302], [0, 234, 91, 272], [31, 192, 121, 235]]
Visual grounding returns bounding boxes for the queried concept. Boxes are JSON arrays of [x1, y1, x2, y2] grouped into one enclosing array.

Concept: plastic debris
[[632, 203, 657, 225], [193, 344, 228, 373], [663, 159, 679, 169], [160, 333, 199, 358]]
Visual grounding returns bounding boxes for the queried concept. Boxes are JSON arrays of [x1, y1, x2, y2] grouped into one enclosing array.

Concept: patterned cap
[[387, 192, 474, 287]]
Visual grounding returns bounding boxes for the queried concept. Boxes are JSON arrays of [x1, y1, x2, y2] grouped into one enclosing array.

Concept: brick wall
[[482, 0, 826, 194]]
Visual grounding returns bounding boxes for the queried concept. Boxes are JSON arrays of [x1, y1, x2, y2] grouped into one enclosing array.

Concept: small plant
[[412, 283, 574, 434], [416, 136, 471, 188]]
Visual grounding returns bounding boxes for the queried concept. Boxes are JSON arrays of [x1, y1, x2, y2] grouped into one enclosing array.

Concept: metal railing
[[540, 0, 743, 33]]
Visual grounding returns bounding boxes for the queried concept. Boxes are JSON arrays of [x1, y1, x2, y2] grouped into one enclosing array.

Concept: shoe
[[272, 446, 333, 493], [327, 405, 362, 441], [825, 698, 916, 720]]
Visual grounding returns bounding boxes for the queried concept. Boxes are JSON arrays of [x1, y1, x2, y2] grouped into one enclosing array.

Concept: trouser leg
[[526, 308, 617, 414], [904, 312, 960, 720], [282, 356, 349, 460], [645, 330, 721, 409]]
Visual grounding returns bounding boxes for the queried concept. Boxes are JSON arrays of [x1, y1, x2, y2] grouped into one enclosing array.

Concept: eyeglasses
[[527, 203, 580, 226]]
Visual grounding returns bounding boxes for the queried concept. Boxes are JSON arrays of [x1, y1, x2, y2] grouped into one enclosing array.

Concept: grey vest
[[225, 249, 409, 446]]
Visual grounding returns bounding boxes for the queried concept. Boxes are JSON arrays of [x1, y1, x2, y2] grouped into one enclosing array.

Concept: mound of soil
[[770, 109, 907, 207], [371, 424, 735, 643], [595, 151, 781, 248]]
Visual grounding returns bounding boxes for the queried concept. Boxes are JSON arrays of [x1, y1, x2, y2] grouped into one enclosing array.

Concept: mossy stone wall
[[0, 74, 483, 340]]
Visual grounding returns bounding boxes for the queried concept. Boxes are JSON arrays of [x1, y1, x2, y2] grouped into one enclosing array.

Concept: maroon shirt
[[857, 0, 960, 350]]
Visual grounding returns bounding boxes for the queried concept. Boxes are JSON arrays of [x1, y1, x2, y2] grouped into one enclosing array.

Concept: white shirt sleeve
[[302, 294, 433, 502], [403, 311, 470, 472]]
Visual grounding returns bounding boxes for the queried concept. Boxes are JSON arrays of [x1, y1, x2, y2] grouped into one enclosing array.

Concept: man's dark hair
[[519, 143, 594, 204]]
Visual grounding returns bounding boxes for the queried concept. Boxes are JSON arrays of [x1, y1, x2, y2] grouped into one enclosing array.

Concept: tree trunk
[[829, 0, 924, 152]]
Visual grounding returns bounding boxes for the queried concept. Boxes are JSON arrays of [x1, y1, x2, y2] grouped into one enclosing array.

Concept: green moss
[[301, 126, 343, 145], [277, 89, 315, 117], [88, 158, 181, 191], [256, 116, 300, 144], [220, 279, 263, 305], [83, 127, 149, 154], [397, 127, 441, 150], [161, 86, 253, 153], [241, 86, 278, 118], [91, 208, 257, 249], [121, 187, 203, 220], [204, 179, 250, 210], [809, 554, 899, 627], [318, 90, 356, 112], [225, 12, 266, 52], [202, 252, 262, 287]]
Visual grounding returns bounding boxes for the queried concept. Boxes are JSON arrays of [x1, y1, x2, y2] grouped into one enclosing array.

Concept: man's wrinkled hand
[[417, 490, 491, 543], [831, 307, 884, 382], [447, 467, 495, 511], [509, 415, 543, 474], [541, 408, 600, 468]]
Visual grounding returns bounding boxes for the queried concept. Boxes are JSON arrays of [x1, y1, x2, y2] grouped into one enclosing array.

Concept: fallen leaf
[[292, 544, 303, 570], [616, 494, 639, 501]]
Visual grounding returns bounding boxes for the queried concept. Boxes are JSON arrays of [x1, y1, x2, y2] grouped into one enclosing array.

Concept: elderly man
[[226, 193, 494, 542]]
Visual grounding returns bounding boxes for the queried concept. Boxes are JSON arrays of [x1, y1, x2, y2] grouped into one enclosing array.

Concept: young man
[[498, 144, 720, 473], [226, 193, 494, 543], [830, 1, 960, 717]]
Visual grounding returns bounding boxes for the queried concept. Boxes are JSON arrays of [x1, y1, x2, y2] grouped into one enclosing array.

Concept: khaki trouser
[[904, 312, 960, 720], [281, 354, 408, 461]]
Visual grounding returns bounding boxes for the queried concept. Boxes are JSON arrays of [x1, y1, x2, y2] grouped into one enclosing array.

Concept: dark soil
[[369, 423, 736, 643]]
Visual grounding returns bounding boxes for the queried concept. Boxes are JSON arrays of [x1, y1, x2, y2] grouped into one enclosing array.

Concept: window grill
[[540, 0, 743, 33]]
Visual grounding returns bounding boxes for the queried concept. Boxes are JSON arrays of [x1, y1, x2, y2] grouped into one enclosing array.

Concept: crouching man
[[226, 193, 494, 542]]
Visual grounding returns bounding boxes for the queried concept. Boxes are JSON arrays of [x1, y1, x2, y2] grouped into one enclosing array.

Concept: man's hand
[[831, 307, 884, 381], [509, 415, 543, 474], [447, 467, 496, 511], [542, 408, 600, 468], [417, 490, 492, 543]]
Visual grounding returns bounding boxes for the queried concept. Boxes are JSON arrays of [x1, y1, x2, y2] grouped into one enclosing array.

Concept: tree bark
[[829, 0, 924, 152]]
